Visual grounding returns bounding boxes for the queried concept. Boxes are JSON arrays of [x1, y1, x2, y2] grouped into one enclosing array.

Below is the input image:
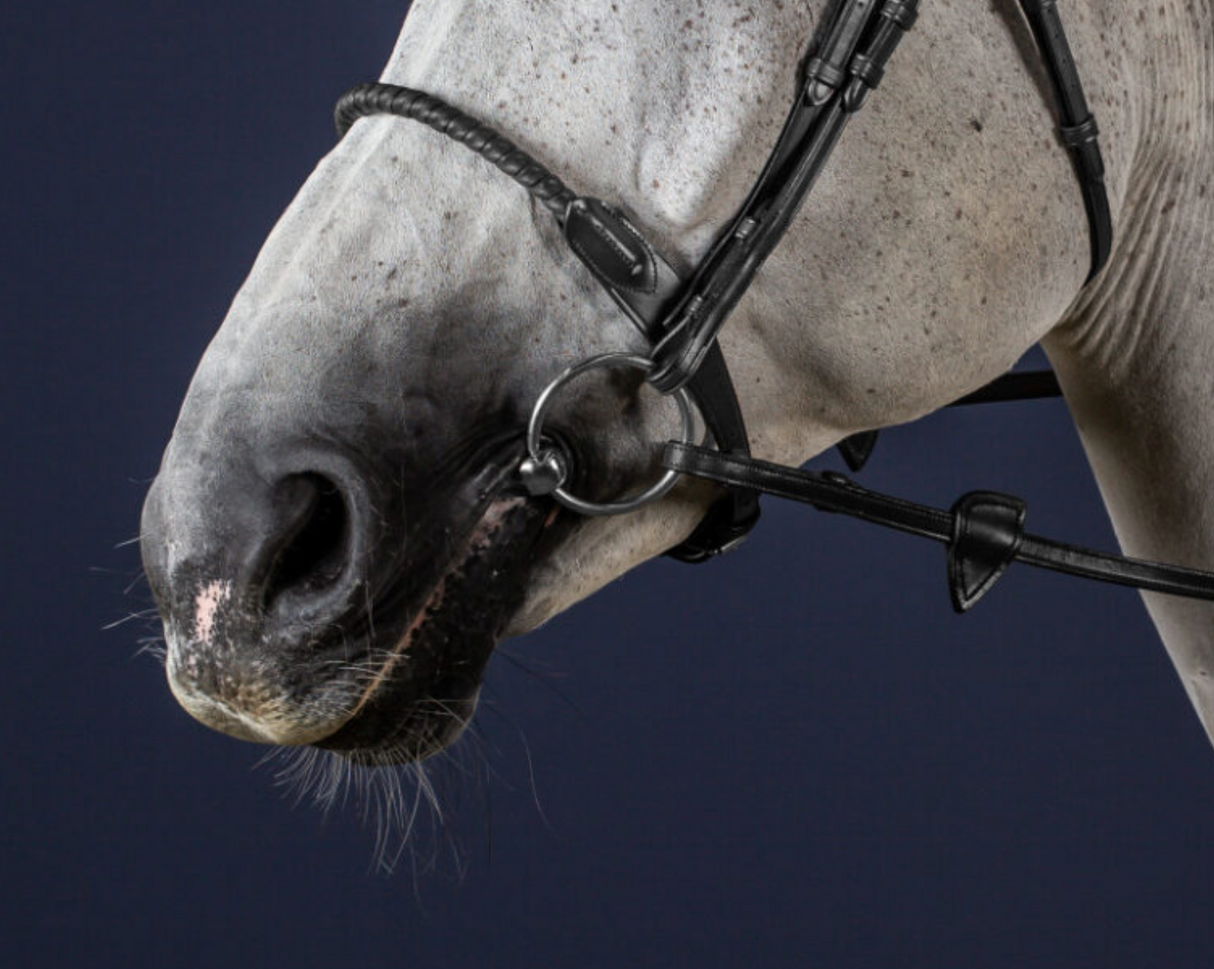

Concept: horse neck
[[1043, 1, 1214, 735]]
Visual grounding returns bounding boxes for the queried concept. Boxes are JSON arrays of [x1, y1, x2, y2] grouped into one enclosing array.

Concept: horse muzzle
[[142, 428, 559, 760]]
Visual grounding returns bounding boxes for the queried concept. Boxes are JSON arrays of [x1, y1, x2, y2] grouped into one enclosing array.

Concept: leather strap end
[[838, 430, 880, 471], [664, 491, 762, 563], [564, 197, 660, 296], [948, 491, 1027, 612], [648, 338, 703, 394]]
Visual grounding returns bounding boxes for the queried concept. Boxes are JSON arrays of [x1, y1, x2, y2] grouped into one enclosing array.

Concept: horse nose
[[143, 461, 367, 635], [140, 454, 378, 743], [254, 472, 355, 625]]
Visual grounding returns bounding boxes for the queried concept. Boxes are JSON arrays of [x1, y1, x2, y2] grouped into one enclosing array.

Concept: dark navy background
[[3, 2, 1212, 966]]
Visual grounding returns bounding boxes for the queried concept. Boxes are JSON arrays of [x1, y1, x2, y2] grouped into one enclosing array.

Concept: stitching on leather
[[606, 207, 660, 295], [949, 494, 1026, 608], [567, 203, 659, 296]]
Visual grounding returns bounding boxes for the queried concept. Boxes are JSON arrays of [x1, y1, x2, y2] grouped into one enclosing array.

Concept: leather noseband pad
[[565, 198, 662, 297], [948, 491, 1027, 612]]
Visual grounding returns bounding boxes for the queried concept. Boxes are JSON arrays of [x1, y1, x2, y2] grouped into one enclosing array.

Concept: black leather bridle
[[334, 0, 1214, 612]]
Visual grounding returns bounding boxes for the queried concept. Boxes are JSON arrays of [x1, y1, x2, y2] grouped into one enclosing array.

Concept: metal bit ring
[[524, 353, 696, 516]]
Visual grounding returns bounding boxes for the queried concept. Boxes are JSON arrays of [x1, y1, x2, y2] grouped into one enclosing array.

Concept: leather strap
[[561, 196, 763, 561], [1016, 0, 1112, 280], [664, 344, 762, 562], [664, 442, 1214, 611], [950, 369, 1061, 406], [837, 369, 1064, 472], [647, 0, 919, 395], [336, 83, 576, 218], [562, 198, 682, 328]]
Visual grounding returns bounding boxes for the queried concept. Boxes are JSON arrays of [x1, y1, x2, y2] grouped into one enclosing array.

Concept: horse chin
[[314, 489, 563, 767]]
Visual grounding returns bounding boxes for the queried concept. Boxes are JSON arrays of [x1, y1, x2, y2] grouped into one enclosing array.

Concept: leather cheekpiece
[[947, 491, 1027, 612]]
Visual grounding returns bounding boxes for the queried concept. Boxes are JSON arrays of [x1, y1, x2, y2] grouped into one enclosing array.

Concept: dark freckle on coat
[[970, 118, 983, 132]]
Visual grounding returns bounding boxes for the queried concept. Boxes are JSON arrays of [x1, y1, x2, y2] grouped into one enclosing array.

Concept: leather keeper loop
[[1060, 114, 1100, 147], [805, 56, 847, 90], [850, 53, 884, 89], [881, 0, 919, 30], [1074, 140, 1106, 181]]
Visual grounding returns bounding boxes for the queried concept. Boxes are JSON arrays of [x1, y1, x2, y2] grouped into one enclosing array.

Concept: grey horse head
[[138, 119, 707, 758], [140, 2, 722, 760], [141, 0, 1214, 761]]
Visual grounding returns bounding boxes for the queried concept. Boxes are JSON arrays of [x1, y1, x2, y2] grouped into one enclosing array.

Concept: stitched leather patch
[[564, 197, 659, 295], [948, 491, 1027, 613]]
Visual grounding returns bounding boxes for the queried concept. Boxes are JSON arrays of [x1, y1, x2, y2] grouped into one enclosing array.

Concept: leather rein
[[334, 0, 1214, 613]]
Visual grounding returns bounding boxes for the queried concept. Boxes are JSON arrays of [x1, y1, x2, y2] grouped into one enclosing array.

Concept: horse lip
[[314, 445, 557, 761], [166, 667, 343, 746]]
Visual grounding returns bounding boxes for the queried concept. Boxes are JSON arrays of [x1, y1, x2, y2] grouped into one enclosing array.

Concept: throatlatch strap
[[664, 443, 1214, 611], [839, 369, 1064, 472], [1016, 0, 1112, 280], [950, 369, 1062, 406]]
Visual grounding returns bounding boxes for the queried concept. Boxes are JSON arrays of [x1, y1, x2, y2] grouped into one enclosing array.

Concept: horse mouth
[[316, 476, 559, 766]]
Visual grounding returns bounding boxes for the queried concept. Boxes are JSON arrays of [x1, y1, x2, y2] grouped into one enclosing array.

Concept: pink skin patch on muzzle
[[193, 580, 232, 646]]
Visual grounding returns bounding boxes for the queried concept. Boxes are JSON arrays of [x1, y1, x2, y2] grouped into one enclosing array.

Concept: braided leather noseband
[[334, 0, 1214, 612], [335, 85, 576, 219]]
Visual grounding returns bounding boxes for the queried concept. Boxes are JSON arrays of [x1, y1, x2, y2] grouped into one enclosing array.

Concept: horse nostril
[[263, 473, 352, 614]]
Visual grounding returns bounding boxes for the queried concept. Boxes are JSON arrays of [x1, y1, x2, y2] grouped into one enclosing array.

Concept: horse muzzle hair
[[141, 414, 575, 762]]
